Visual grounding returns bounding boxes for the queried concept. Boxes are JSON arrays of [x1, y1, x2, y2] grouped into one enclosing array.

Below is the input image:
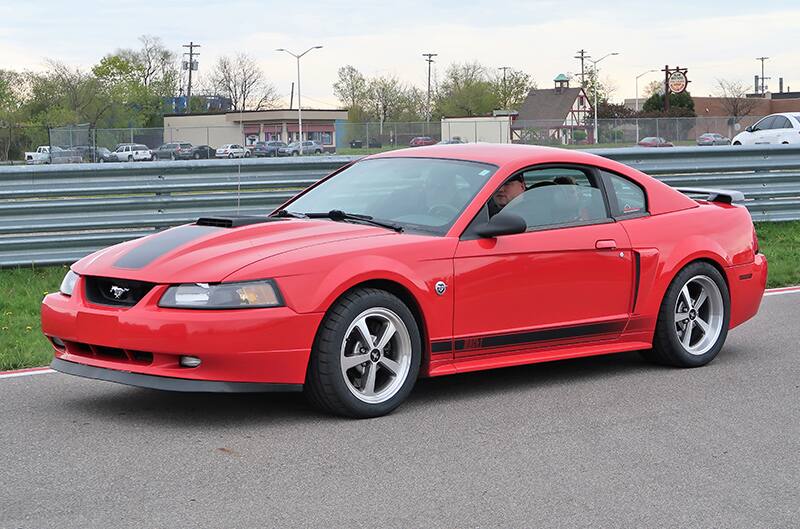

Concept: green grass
[[1, 221, 797, 370], [755, 221, 800, 288], [0, 265, 67, 371]]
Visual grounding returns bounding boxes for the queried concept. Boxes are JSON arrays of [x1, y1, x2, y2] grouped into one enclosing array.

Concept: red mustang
[[42, 145, 767, 418]]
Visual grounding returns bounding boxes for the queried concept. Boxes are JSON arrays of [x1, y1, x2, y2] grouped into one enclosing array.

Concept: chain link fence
[[0, 115, 775, 164]]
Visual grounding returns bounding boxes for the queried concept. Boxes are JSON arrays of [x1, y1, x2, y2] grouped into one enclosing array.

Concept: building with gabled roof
[[513, 74, 593, 144]]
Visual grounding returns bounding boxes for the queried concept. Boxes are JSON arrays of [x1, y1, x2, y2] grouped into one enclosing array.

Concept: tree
[[714, 79, 759, 130], [366, 75, 405, 132], [207, 54, 279, 111], [583, 67, 616, 108], [642, 90, 696, 116], [333, 65, 368, 121], [490, 68, 535, 110], [434, 62, 498, 118], [643, 79, 664, 97]]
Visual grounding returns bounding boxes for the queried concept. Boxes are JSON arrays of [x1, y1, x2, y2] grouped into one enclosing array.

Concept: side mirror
[[475, 213, 527, 238], [745, 126, 754, 133]]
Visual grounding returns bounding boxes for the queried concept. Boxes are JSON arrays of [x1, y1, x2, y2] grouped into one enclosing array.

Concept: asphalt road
[[2, 293, 798, 529]]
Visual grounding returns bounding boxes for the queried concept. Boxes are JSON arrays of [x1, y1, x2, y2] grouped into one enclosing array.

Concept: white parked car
[[732, 113, 800, 145], [215, 144, 250, 158], [112, 143, 154, 162]]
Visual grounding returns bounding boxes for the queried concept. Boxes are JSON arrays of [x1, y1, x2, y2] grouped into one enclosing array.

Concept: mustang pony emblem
[[109, 285, 130, 299]]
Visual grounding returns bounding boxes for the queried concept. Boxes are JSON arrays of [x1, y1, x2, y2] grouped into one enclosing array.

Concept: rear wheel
[[305, 288, 421, 418], [733, 141, 741, 146], [642, 262, 730, 367]]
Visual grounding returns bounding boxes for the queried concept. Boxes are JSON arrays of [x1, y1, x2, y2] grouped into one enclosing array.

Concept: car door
[[751, 116, 775, 144], [771, 116, 792, 143], [452, 165, 634, 358]]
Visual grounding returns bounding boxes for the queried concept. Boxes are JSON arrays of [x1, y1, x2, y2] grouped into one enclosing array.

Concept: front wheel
[[642, 262, 730, 367], [733, 141, 741, 146], [305, 288, 421, 418]]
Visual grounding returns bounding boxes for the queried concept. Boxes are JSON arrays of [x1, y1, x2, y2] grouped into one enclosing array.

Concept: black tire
[[641, 261, 730, 367], [733, 141, 741, 146], [292, 151, 299, 156], [170, 153, 176, 160], [127, 155, 133, 162], [315, 149, 322, 154], [305, 288, 422, 418], [193, 152, 200, 159], [228, 153, 234, 158]]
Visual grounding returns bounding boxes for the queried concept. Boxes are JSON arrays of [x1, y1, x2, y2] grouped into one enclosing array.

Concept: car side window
[[600, 170, 647, 217], [501, 167, 610, 229], [772, 116, 791, 129], [754, 116, 775, 131]]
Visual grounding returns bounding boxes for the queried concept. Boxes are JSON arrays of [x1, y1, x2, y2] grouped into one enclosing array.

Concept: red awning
[[243, 125, 260, 134]]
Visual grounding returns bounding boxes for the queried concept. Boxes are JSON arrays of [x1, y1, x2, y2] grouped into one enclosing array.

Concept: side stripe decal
[[430, 320, 627, 355]]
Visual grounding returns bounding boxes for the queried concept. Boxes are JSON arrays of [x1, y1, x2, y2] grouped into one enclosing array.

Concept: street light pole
[[589, 52, 618, 145], [635, 69, 658, 142], [276, 46, 323, 154]]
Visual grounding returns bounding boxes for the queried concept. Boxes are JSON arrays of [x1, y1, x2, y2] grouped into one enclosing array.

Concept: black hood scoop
[[195, 216, 286, 228]]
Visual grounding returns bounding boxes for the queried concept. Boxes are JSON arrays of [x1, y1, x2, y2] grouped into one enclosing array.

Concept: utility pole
[[756, 57, 770, 94], [574, 49, 590, 87], [182, 42, 200, 111], [423, 53, 437, 122], [498, 66, 511, 109]]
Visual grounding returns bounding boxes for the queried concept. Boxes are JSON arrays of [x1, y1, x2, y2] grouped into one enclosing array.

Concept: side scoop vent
[[195, 216, 285, 228]]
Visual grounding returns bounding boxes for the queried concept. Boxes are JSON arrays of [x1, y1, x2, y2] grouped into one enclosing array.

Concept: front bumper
[[51, 358, 302, 392], [41, 280, 323, 388]]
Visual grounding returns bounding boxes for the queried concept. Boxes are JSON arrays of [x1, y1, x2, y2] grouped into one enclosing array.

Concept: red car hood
[[72, 219, 392, 283]]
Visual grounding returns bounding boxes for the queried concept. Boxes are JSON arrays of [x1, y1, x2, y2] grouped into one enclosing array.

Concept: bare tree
[[714, 79, 759, 120], [714, 79, 760, 138], [208, 54, 279, 110]]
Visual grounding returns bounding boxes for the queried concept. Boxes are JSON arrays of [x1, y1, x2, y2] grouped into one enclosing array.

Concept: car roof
[[368, 143, 618, 167]]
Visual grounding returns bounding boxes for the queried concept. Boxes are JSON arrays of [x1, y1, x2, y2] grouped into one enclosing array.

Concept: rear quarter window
[[600, 170, 647, 217]]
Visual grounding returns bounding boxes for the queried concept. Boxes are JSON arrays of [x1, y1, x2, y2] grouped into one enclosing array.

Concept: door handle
[[595, 239, 617, 250]]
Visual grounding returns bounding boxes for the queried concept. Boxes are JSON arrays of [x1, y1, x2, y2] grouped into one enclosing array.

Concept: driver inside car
[[489, 174, 526, 216]]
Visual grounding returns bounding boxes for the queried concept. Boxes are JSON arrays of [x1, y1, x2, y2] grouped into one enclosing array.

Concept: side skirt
[[427, 339, 653, 377]]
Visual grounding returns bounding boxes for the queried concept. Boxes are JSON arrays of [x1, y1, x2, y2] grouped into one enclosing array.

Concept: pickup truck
[[25, 146, 83, 165]]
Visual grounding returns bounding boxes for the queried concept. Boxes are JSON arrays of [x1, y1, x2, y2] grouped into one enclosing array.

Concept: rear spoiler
[[674, 187, 745, 204]]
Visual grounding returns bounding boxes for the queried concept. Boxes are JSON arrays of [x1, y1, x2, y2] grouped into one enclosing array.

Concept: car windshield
[[281, 157, 497, 235]]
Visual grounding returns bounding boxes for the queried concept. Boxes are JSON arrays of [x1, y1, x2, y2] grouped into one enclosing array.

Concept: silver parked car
[[697, 133, 730, 146], [277, 140, 325, 156]]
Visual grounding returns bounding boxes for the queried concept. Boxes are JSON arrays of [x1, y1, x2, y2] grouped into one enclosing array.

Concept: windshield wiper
[[271, 209, 307, 219], [304, 210, 404, 232]]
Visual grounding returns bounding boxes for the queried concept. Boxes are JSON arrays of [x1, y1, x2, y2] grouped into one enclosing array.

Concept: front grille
[[84, 276, 156, 307], [63, 340, 153, 365]]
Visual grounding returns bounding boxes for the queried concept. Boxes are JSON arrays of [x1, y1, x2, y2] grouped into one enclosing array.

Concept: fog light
[[179, 356, 202, 368]]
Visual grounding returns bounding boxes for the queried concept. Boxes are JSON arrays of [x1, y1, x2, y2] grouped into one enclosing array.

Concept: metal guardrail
[[1, 145, 799, 267]]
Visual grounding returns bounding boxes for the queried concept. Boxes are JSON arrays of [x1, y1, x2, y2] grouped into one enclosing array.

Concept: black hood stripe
[[114, 225, 221, 269]]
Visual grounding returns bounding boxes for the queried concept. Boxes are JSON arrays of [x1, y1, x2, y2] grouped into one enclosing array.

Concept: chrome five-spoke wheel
[[340, 308, 412, 404], [674, 275, 724, 356], [644, 261, 730, 367]]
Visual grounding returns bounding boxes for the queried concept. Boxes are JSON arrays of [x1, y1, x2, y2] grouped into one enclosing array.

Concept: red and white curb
[[763, 285, 800, 296], [1, 286, 798, 380], [0, 366, 55, 379]]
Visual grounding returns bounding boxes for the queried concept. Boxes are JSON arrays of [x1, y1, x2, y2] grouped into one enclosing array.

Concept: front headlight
[[60, 270, 79, 296], [158, 279, 284, 309]]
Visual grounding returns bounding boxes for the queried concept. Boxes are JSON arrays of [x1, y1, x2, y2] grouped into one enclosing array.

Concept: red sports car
[[42, 144, 767, 418]]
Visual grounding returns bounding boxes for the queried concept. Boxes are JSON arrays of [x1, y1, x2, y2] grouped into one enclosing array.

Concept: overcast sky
[[1, 0, 798, 108]]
